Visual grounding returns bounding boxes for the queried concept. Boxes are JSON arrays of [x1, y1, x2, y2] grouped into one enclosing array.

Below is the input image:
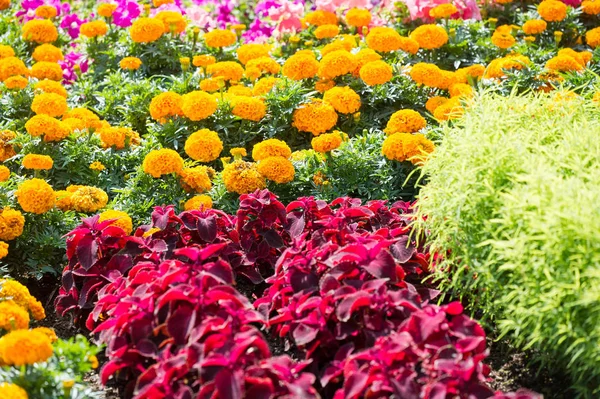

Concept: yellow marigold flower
[[130, 17, 165, 43], [449, 82, 474, 98], [0, 280, 30, 311], [34, 79, 66, 97], [582, 0, 600, 14], [4, 75, 28, 90], [181, 91, 218, 121], [430, 3, 458, 18], [0, 57, 27, 81], [70, 186, 109, 213], [484, 55, 531, 78], [31, 327, 57, 342], [30, 61, 63, 81], [227, 85, 252, 96], [545, 54, 585, 72], [31, 93, 67, 117], [293, 99, 338, 135], [15, 178, 55, 214], [237, 44, 270, 65], [0, 130, 16, 162], [184, 195, 213, 211], [252, 139, 291, 161], [150, 91, 183, 122], [120, 57, 142, 70], [522, 19, 547, 35], [193, 55, 216, 68], [184, 129, 223, 162], [22, 154, 53, 170], [382, 132, 435, 165], [0, 329, 53, 366], [0, 383, 28, 399], [80, 20, 108, 38], [179, 166, 213, 193], [426, 96, 449, 114], [222, 160, 265, 194], [257, 156, 295, 184], [62, 108, 102, 130], [0, 45, 14, 60], [317, 50, 356, 80], [200, 78, 223, 92], [282, 53, 319, 80], [22, 19, 58, 43], [142, 149, 184, 178], [315, 79, 335, 93], [385, 109, 427, 135], [410, 24, 448, 50], [204, 29, 237, 48], [231, 96, 267, 121], [0, 208, 25, 241], [206, 61, 244, 82], [320, 39, 353, 57], [155, 11, 186, 34], [323, 86, 361, 114], [245, 66, 261, 81], [366, 27, 403, 52], [433, 97, 464, 120], [359, 60, 393, 86], [252, 76, 279, 97], [455, 64, 485, 83], [90, 161, 105, 171], [0, 240, 7, 259], [537, 0, 567, 22], [246, 57, 281, 76], [32, 43, 63, 62], [586, 27, 600, 48], [99, 210, 133, 235], [557, 48, 587, 66], [28, 298, 45, 321], [0, 300, 30, 330], [99, 126, 140, 149], [491, 30, 516, 49], [353, 48, 382, 76], [35, 5, 57, 19], [409, 62, 455, 90], [346, 8, 372, 27], [305, 10, 338, 26], [314, 24, 339, 39], [55, 190, 72, 211], [98, 3, 118, 18], [0, 165, 9, 182], [311, 131, 344, 153]]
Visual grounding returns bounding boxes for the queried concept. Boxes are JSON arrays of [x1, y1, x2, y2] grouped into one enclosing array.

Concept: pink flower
[[60, 13, 86, 39], [315, 0, 371, 12], [400, 0, 480, 21], [559, 0, 581, 6], [268, 0, 304, 33], [186, 5, 217, 29]]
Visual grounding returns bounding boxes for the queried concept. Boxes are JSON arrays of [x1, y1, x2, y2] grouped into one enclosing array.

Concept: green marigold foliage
[[415, 91, 600, 398]]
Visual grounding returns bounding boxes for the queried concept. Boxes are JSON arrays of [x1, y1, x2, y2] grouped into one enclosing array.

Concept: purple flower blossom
[[16, 0, 70, 22], [60, 51, 89, 85], [113, 0, 142, 28], [242, 19, 274, 43], [60, 13, 86, 39]]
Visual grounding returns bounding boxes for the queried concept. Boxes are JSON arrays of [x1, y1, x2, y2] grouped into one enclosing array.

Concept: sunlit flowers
[[382, 133, 435, 165], [142, 148, 184, 178], [15, 178, 55, 214]]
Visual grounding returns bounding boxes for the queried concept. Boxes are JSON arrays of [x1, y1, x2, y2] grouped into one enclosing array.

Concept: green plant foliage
[[414, 91, 600, 398]]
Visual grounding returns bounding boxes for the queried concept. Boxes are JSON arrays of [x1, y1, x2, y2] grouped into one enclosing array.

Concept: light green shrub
[[415, 91, 600, 397]]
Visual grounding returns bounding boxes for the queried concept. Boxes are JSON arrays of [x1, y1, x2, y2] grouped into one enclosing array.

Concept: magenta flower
[[113, 0, 142, 28], [16, 0, 70, 22], [60, 13, 86, 39], [60, 51, 89, 85]]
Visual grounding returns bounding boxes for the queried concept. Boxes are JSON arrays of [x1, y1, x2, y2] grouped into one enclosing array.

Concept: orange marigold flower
[[455, 64, 485, 83], [206, 61, 244, 82], [22, 154, 53, 170], [32, 43, 63, 62], [0, 329, 53, 366], [130, 17, 165, 43], [366, 27, 403, 52], [184, 129, 223, 162], [0, 300, 29, 330], [537, 0, 567, 22], [184, 195, 213, 211], [449, 82, 474, 98], [359, 60, 393, 86], [231, 96, 267, 121], [80, 20, 108, 38], [0, 208, 25, 241], [142, 149, 184, 178], [314, 24, 339, 39], [522, 19, 547, 35], [582, 0, 600, 14], [30, 61, 63, 81], [426, 96, 448, 114], [228, 85, 253, 97], [433, 97, 464, 120], [246, 56, 280, 75], [382, 133, 435, 165], [0, 130, 16, 162], [293, 99, 338, 135], [62, 108, 102, 130], [317, 50, 356, 80], [99, 126, 140, 149], [98, 210, 133, 235], [4, 76, 28, 90], [204, 29, 237, 48], [31, 93, 68, 117], [545, 54, 585, 72], [305, 10, 337, 26], [55, 190, 72, 211], [0, 57, 27, 81], [323, 86, 361, 114], [384, 109, 427, 135], [311, 130, 344, 153], [181, 91, 218, 121], [15, 178, 55, 214], [346, 8, 372, 27], [429, 3, 458, 18], [491, 30, 516, 49], [0, 45, 15, 59], [22, 19, 58, 43], [257, 156, 295, 184], [120, 57, 142, 70], [155, 11, 187, 34], [222, 160, 266, 194], [25, 115, 70, 142], [179, 166, 213, 193], [98, 3, 118, 18], [200, 77, 224, 92], [150, 91, 183, 122], [35, 5, 57, 19], [252, 76, 279, 96], [0, 165, 9, 182], [586, 27, 600, 48], [282, 52, 319, 80], [410, 24, 448, 50], [353, 48, 381, 76], [252, 139, 291, 161], [237, 44, 270, 65], [193, 54, 216, 67]]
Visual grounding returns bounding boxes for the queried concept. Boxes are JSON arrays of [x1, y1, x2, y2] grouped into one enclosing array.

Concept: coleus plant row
[[56, 190, 540, 399]]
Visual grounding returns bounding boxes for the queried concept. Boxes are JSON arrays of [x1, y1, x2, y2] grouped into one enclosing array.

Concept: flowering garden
[[0, 0, 599, 397]]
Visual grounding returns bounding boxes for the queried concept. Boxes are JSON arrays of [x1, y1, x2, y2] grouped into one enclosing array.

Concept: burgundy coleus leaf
[[214, 368, 242, 399], [76, 235, 99, 271], [197, 215, 218, 242], [336, 291, 372, 322], [167, 305, 196, 345], [293, 323, 319, 346], [390, 236, 417, 263], [343, 371, 369, 399]]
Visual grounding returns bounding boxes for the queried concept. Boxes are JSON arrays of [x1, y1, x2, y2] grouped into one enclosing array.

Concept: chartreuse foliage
[[415, 91, 600, 398]]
